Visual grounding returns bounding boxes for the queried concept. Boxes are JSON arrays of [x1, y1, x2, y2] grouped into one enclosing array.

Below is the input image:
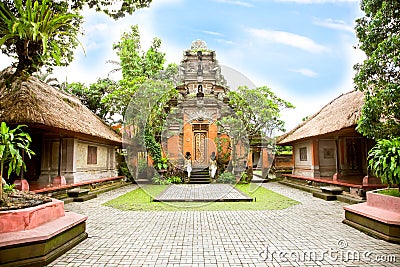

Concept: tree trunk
[[15, 39, 43, 75]]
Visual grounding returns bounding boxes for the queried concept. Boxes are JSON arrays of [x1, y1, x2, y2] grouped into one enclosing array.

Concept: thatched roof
[[0, 68, 121, 144], [278, 90, 364, 145]]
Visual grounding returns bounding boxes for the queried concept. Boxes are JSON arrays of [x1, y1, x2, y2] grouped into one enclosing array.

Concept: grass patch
[[377, 188, 400, 198], [104, 184, 299, 211]]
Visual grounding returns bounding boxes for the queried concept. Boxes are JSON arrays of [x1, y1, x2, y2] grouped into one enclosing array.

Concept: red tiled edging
[[283, 174, 386, 189], [0, 199, 64, 233], [0, 199, 88, 266], [0, 211, 87, 267], [343, 189, 400, 243], [31, 176, 125, 194]]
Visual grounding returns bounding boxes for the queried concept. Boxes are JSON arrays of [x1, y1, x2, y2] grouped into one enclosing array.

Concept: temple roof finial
[[190, 39, 208, 50]]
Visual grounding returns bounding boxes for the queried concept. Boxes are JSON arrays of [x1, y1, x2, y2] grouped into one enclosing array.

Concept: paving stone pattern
[[49, 183, 400, 267], [155, 184, 252, 201]]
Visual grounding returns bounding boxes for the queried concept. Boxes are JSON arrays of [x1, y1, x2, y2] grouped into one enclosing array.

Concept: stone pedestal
[[0, 199, 87, 266], [343, 189, 400, 244]]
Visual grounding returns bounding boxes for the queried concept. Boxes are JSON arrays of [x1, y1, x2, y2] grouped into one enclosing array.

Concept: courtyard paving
[[49, 182, 399, 267], [154, 184, 252, 202]]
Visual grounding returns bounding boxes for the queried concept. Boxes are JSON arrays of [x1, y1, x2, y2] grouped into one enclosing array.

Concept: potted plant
[[365, 137, 400, 221], [0, 122, 35, 201], [368, 138, 400, 195]]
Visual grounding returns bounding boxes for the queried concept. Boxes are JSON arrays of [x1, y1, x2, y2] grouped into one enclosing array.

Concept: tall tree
[[0, 0, 82, 75], [218, 86, 294, 174], [354, 0, 400, 139], [63, 78, 118, 124], [1, 0, 152, 20], [226, 86, 294, 138], [103, 25, 177, 120], [0, 0, 153, 76], [112, 25, 166, 80]]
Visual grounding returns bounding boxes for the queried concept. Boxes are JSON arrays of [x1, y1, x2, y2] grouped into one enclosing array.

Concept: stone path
[[154, 184, 252, 202], [49, 183, 400, 266]]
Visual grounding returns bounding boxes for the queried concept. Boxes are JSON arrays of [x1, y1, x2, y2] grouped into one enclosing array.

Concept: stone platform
[[343, 190, 400, 244], [153, 184, 253, 202], [0, 199, 87, 267]]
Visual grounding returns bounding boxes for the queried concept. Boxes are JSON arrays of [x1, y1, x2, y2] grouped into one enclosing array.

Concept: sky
[[0, 0, 365, 132]]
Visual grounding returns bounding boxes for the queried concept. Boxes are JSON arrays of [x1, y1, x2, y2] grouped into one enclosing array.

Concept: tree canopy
[[0, 0, 153, 76], [226, 86, 294, 138], [102, 25, 178, 121], [354, 0, 400, 139], [0, 0, 82, 75], [63, 78, 118, 124]]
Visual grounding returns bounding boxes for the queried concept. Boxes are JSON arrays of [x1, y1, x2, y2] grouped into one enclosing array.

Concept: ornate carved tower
[[164, 40, 231, 170]]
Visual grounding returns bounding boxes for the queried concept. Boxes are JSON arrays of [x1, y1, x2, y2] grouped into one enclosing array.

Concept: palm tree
[[0, 0, 82, 75]]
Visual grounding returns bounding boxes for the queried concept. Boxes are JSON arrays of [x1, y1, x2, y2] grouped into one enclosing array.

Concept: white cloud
[[149, 0, 184, 8], [313, 18, 354, 32], [274, 0, 357, 3], [0, 54, 14, 70], [213, 0, 255, 8], [217, 39, 235, 45], [247, 28, 329, 53], [290, 68, 318, 77], [202, 30, 223, 36]]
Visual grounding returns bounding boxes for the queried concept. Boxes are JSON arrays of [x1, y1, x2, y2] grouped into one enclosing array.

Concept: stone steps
[[189, 169, 211, 184]]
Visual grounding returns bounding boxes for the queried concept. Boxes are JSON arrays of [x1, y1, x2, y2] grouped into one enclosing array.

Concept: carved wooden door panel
[[194, 132, 207, 167]]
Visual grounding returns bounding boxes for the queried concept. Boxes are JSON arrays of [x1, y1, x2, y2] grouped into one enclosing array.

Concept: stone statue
[[184, 152, 192, 179], [209, 152, 217, 179]]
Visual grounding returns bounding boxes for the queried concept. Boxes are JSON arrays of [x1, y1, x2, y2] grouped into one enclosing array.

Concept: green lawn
[[103, 184, 299, 211]]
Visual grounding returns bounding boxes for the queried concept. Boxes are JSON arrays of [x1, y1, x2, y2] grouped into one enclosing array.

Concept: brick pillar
[[208, 122, 218, 158], [167, 135, 180, 163], [311, 139, 320, 177], [183, 114, 193, 157], [261, 147, 269, 179]]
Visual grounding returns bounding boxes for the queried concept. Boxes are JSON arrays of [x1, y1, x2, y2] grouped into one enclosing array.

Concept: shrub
[[217, 172, 236, 184], [3, 183, 16, 193], [152, 173, 171, 185], [167, 176, 182, 184], [368, 138, 400, 189]]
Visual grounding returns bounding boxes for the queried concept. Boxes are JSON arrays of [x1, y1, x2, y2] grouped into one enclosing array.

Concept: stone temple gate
[[129, 40, 273, 182]]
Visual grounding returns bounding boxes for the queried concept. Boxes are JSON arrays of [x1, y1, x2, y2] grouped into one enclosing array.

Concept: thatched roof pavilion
[[0, 68, 121, 145], [278, 90, 364, 145]]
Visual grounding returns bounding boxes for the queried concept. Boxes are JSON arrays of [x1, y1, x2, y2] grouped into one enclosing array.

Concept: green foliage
[[144, 129, 166, 170], [118, 160, 134, 183], [217, 172, 236, 184], [138, 158, 148, 174], [0, 0, 152, 75], [354, 0, 400, 139], [227, 86, 294, 137], [112, 25, 165, 80], [240, 172, 249, 184], [214, 137, 231, 172], [104, 184, 299, 211], [3, 183, 15, 193], [0, 122, 35, 199], [168, 176, 183, 184], [0, 0, 82, 75], [151, 173, 170, 185], [1, 0, 152, 21], [63, 78, 118, 124], [102, 25, 178, 121], [220, 86, 293, 170], [276, 145, 292, 155], [368, 138, 400, 188], [377, 188, 400, 198]]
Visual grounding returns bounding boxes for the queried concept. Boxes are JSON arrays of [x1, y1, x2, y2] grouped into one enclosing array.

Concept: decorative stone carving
[[191, 39, 208, 50]]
